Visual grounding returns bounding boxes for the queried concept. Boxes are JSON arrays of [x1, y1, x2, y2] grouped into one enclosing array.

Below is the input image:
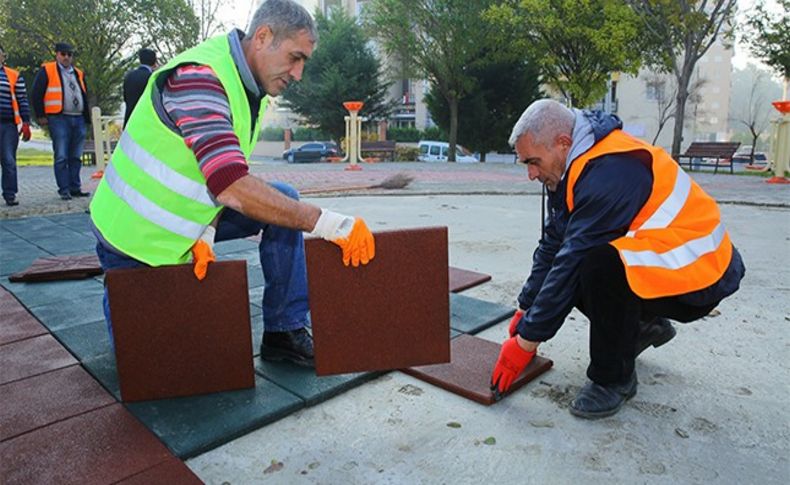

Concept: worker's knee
[[579, 244, 624, 289], [269, 181, 300, 201]]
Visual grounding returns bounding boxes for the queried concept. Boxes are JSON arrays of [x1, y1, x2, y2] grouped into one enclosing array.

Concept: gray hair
[[508, 99, 574, 147], [247, 0, 317, 46]]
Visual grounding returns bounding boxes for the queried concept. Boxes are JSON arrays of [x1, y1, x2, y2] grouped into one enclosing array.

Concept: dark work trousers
[[577, 245, 717, 386]]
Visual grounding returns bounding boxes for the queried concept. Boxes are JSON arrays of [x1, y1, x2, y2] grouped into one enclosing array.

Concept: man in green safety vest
[[90, 0, 374, 367]]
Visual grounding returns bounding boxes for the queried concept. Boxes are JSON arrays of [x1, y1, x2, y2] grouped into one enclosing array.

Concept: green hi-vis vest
[[90, 34, 267, 266]]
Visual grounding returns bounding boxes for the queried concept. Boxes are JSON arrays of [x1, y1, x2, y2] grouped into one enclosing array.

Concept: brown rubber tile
[[106, 261, 254, 401], [0, 364, 115, 441], [0, 404, 173, 484], [0, 286, 48, 345], [448, 267, 492, 293], [402, 334, 553, 405], [0, 334, 78, 386], [8, 254, 103, 282], [116, 458, 203, 484], [305, 227, 450, 376]]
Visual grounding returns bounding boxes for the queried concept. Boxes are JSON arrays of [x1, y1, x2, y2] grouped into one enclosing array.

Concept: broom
[[299, 172, 414, 195]]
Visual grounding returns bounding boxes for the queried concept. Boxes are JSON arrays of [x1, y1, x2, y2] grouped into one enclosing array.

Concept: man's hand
[[508, 309, 525, 337], [311, 209, 375, 267], [19, 123, 31, 142], [490, 336, 536, 399], [191, 226, 216, 280], [36, 117, 48, 126]]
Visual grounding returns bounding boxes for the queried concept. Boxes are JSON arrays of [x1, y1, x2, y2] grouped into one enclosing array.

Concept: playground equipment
[[89, 107, 121, 179], [766, 101, 790, 184], [340, 101, 367, 171]]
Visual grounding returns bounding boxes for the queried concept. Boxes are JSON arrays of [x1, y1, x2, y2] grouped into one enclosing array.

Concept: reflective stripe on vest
[[3, 67, 22, 125], [566, 129, 732, 299], [89, 34, 267, 266], [42, 62, 86, 114]]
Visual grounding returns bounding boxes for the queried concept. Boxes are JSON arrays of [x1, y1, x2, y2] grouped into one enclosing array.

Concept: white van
[[418, 140, 478, 163]]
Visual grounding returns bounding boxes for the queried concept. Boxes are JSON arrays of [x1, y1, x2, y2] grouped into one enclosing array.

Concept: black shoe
[[261, 327, 314, 367], [60, 193, 72, 200], [4, 198, 18, 206], [70, 190, 90, 197], [636, 317, 676, 356], [570, 372, 638, 419]]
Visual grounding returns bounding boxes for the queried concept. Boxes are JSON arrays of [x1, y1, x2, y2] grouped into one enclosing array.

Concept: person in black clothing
[[123, 48, 158, 127]]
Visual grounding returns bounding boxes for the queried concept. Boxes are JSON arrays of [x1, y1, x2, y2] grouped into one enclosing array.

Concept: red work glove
[[191, 226, 216, 280], [490, 336, 536, 398], [19, 123, 31, 142], [508, 309, 525, 337], [311, 209, 375, 267]]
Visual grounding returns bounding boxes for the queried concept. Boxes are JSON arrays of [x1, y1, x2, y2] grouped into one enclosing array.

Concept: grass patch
[[17, 148, 53, 166]]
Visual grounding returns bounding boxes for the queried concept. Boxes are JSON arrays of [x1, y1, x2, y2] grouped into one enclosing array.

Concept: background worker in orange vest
[[31, 42, 91, 200], [0, 44, 31, 206], [491, 99, 745, 419]]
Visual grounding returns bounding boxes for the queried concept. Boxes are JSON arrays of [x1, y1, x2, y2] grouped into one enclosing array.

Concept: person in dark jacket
[[122, 48, 157, 127], [31, 42, 91, 200], [0, 44, 32, 206], [490, 99, 745, 419]]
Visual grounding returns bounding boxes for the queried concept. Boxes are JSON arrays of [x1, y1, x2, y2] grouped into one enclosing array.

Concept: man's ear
[[555, 133, 573, 149], [253, 25, 273, 50]]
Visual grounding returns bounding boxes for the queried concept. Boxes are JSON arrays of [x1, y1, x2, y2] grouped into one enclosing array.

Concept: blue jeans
[[48, 114, 86, 195], [95, 181, 310, 345], [0, 121, 19, 201]]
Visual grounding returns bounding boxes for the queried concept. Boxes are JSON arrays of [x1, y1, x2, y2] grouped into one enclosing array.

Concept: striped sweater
[[0, 66, 31, 124]]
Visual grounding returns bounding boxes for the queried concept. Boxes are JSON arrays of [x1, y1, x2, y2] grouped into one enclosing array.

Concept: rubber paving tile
[[0, 233, 51, 276], [0, 404, 173, 485], [0, 364, 115, 441], [115, 458, 203, 484], [125, 375, 304, 458], [106, 261, 254, 401], [9, 253, 102, 282], [81, 351, 121, 399], [255, 357, 379, 406], [448, 266, 492, 293], [402, 334, 554, 405], [449, 293, 514, 334], [44, 212, 95, 236], [0, 287, 48, 345], [52, 319, 112, 362], [306, 227, 450, 376], [27, 293, 106, 332], [0, 277, 104, 314], [0, 334, 78, 385], [0, 216, 95, 255]]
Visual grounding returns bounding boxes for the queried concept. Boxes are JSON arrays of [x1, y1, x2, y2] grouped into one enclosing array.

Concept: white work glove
[[310, 209, 375, 267]]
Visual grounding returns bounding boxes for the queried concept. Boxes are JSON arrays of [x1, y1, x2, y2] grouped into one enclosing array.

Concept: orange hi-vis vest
[[42, 62, 86, 115], [566, 129, 732, 299], [2, 66, 22, 125]]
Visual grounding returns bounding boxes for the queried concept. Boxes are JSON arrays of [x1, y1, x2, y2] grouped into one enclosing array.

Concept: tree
[[188, 0, 228, 42], [729, 65, 782, 155], [424, 56, 542, 161], [644, 73, 706, 145], [485, 0, 643, 108], [280, 8, 393, 144], [745, 0, 790, 99], [0, 0, 199, 116], [365, 0, 499, 162], [630, 0, 737, 159]]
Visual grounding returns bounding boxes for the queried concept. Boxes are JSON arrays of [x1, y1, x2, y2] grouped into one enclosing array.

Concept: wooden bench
[[677, 141, 740, 174], [361, 140, 396, 161], [81, 140, 118, 166]]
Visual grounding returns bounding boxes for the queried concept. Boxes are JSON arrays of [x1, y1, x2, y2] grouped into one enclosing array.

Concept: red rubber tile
[[0, 287, 48, 345], [402, 334, 553, 405], [0, 404, 172, 484], [448, 266, 492, 293], [0, 365, 116, 441], [0, 334, 77, 385], [8, 254, 103, 282], [116, 458, 203, 484], [306, 227, 450, 376], [106, 261, 254, 401]]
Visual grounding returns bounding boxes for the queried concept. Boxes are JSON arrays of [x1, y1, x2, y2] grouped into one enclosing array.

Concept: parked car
[[282, 142, 339, 163], [731, 145, 767, 164], [417, 140, 478, 163]]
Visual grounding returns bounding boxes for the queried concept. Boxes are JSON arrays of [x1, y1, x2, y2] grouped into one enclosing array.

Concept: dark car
[[282, 142, 339, 163]]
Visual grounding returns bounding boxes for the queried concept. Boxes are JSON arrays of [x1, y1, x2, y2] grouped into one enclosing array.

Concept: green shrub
[[395, 146, 420, 161], [387, 126, 422, 142], [421, 126, 447, 141], [259, 126, 285, 141], [292, 127, 331, 141]]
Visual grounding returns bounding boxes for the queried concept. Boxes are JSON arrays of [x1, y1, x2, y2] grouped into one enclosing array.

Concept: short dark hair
[[138, 48, 157, 66]]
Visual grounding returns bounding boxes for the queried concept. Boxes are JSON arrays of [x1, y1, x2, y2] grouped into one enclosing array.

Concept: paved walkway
[[2, 160, 787, 220]]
